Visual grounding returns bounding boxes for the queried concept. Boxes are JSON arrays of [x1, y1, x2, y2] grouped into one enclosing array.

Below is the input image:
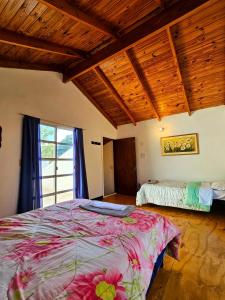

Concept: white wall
[[0, 68, 117, 218], [103, 141, 115, 196], [117, 107, 225, 185], [1, 67, 224, 217]]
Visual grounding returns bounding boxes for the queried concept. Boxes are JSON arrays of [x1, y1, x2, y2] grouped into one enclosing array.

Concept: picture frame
[[161, 133, 199, 156]]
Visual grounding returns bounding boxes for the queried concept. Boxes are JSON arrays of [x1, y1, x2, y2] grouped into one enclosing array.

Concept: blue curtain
[[73, 128, 89, 199], [17, 115, 42, 213]]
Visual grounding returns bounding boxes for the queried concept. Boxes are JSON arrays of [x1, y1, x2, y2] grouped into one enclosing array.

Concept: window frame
[[40, 122, 74, 205]]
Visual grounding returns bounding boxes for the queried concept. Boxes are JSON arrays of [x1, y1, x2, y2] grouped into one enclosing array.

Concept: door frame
[[102, 137, 116, 197]]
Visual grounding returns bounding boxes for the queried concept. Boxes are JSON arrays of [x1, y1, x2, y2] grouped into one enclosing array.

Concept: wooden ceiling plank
[[6, 0, 38, 31], [125, 49, 161, 121], [38, 0, 117, 38], [0, 56, 61, 72], [153, 0, 165, 8], [0, 0, 25, 28], [166, 27, 191, 115], [0, 28, 86, 59], [63, 0, 210, 82], [94, 66, 136, 125], [73, 79, 117, 129], [0, 1, 9, 15]]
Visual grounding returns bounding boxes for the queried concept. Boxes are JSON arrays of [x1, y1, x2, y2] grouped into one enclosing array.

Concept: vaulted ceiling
[[0, 0, 224, 128]]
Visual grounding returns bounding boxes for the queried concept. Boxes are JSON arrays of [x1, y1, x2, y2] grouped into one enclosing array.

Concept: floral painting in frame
[[161, 133, 199, 156]]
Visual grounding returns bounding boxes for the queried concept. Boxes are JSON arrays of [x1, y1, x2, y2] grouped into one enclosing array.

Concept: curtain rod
[[18, 113, 86, 130]]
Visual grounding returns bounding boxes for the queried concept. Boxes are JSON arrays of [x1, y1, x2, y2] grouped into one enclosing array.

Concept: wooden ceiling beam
[[72, 79, 117, 129], [166, 27, 191, 115], [63, 0, 210, 82], [0, 56, 61, 72], [38, 0, 117, 39], [0, 28, 86, 59], [153, 0, 165, 8], [94, 66, 136, 125], [125, 49, 160, 121]]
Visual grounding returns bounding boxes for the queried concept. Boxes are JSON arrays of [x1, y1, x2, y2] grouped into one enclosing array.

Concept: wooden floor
[[104, 194, 225, 300]]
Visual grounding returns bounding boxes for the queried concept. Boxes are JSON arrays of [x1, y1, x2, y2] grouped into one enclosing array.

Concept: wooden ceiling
[[0, 0, 224, 127]]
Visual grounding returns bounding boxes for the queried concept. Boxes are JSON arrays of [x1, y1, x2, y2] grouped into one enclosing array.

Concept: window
[[40, 124, 74, 207]]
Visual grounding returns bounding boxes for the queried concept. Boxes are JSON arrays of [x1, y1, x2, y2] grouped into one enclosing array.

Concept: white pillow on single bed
[[211, 181, 225, 191]]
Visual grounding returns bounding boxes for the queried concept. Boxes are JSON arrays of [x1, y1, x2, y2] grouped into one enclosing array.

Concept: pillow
[[211, 181, 225, 191]]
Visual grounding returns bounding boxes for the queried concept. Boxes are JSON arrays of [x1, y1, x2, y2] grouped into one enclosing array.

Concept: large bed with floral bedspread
[[0, 199, 180, 300]]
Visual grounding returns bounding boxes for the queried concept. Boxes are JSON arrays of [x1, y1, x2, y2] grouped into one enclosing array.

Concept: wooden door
[[113, 137, 137, 195]]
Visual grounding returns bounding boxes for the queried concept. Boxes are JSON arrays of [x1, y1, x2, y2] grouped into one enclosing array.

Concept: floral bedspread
[[0, 199, 180, 300]]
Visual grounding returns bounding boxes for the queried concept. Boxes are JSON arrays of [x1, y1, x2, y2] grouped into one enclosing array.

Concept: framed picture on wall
[[161, 133, 199, 156]]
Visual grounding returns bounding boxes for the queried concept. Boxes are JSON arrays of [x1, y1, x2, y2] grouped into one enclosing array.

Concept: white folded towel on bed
[[90, 200, 127, 211], [199, 187, 213, 206]]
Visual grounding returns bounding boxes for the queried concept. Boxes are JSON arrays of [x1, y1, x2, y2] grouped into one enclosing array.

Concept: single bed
[[136, 181, 219, 212], [0, 199, 180, 300]]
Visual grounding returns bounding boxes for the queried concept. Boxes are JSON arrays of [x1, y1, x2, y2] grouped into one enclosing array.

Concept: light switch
[[140, 153, 145, 159]]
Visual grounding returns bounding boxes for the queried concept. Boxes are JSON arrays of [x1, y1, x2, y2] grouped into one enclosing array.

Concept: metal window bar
[[41, 139, 72, 146], [41, 174, 74, 179], [41, 158, 73, 161], [41, 189, 74, 198]]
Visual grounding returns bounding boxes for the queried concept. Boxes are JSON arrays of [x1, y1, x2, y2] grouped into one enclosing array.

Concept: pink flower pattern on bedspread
[[66, 270, 126, 300], [0, 199, 180, 300]]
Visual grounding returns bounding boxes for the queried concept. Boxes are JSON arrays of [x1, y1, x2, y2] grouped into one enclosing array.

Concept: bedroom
[[0, 0, 225, 299]]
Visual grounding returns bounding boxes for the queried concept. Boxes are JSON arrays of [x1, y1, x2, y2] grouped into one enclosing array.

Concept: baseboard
[[91, 195, 104, 200], [104, 193, 117, 198], [91, 193, 117, 200]]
